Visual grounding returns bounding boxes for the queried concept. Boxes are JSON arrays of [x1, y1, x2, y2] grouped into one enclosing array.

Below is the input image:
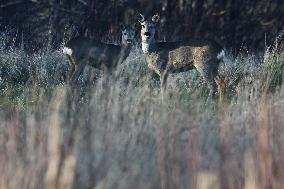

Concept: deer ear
[[120, 24, 126, 31], [152, 14, 160, 23], [138, 13, 145, 23], [133, 22, 139, 29]]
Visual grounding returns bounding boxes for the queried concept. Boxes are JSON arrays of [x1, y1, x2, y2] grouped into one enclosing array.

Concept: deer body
[[63, 26, 135, 86], [139, 14, 225, 100]]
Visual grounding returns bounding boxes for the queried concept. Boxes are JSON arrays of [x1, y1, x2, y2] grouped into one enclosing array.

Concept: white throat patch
[[217, 50, 225, 60], [62, 47, 73, 56], [142, 42, 150, 53]]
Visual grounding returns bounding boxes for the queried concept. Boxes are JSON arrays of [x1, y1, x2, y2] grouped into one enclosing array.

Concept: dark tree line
[[1, 0, 284, 51]]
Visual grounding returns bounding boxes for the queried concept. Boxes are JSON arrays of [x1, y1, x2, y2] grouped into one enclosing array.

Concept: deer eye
[[124, 33, 127, 35], [142, 25, 145, 28]]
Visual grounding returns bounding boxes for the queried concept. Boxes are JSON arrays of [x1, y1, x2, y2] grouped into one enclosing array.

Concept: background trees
[[1, 0, 283, 51]]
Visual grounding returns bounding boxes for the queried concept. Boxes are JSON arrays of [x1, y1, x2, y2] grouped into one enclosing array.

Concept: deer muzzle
[[144, 32, 150, 37]]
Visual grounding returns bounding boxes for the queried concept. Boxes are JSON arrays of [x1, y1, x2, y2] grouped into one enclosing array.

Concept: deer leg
[[207, 73, 218, 99], [160, 70, 169, 101], [68, 64, 75, 84], [70, 63, 86, 87], [214, 69, 226, 104], [69, 65, 79, 87], [66, 54, 76, 84], [195, 62, 218, 100], [100, 64, 112, 90]]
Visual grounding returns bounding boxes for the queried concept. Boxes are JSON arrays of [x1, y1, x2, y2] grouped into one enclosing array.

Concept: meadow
[[0, 32, 284, 189]]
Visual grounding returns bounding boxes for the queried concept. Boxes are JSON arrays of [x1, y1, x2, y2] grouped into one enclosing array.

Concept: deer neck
[[142, 39, 156, 54], [121, 41, 132, 53], [122, 37, 135, 47], [119, 42, 132, 63]]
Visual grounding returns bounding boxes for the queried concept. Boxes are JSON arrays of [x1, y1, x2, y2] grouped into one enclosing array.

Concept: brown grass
[[0, 41, 284, 189]]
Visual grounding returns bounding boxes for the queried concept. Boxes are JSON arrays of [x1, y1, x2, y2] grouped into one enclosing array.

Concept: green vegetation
[[1, 35, 284, 189]]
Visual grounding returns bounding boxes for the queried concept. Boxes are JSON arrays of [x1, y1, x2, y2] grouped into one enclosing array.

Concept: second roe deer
[[63, 24, 136, 86], [139, 14, 225, 102]]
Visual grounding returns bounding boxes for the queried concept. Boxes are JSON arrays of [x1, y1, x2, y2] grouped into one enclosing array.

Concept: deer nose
[[144, 32, 150, 37]]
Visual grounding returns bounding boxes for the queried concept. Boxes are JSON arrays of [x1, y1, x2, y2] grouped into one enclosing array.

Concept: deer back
[[145, 39, 223, 73], [65, 36, 125, 68]]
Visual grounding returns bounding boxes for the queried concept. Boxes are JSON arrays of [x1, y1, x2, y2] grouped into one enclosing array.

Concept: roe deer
[[63, 24, 136, 86], [139, 14, 225, 102]]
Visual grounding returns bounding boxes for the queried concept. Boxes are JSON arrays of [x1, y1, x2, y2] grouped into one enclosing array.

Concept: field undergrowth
[[1, 32, 284, 189]]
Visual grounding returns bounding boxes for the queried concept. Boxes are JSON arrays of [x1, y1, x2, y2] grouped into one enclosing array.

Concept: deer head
[[120, 24, 136, 45], [139, 14, 160, 43]]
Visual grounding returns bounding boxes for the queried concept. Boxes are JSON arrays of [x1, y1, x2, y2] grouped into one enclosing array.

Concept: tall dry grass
[[0, 32, 284, 189]]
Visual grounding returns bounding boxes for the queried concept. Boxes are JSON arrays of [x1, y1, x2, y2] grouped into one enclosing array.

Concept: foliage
[[1, 0, 284, 50]]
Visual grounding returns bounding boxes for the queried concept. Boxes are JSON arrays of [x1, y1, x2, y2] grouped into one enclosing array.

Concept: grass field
[[1, 33, 284, 189]]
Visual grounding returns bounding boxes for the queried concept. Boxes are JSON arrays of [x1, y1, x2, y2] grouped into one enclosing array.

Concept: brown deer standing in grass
[[63, 24, 136, 86], [139, 14, 225, 102]]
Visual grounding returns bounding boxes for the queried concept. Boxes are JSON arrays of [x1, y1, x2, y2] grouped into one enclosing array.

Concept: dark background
[[1, 0, 284, 51]]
